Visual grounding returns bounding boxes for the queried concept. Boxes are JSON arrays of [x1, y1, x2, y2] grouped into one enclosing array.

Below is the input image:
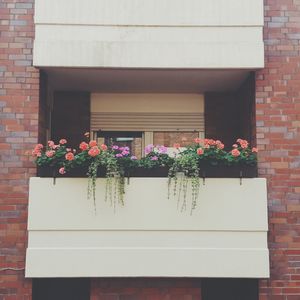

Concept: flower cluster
[[32, 137, 258, 175], [140, 144, 174, 169]]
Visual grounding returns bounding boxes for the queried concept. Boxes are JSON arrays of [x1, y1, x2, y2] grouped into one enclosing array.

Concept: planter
[[199, 163, 257, 178], [126, 166, 169, 178], [37, 166, 107, 178], [38, 165, 257, 178]]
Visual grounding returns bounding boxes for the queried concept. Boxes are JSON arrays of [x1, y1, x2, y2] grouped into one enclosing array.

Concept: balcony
[[33, 0, 264, 69], [26, 176, 269, 278]]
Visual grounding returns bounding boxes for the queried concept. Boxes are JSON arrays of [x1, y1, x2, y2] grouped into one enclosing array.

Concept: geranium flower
[[151, 156, 158, 161], [197, 148, 204, 155], [100, 144, 108, 151], [65, 152, 74, 161], [46, 150, 55, 158], [59, 167, 66, 174], [89, 140, 97, 147], [88, 146, 100, 157], [158, 145, 167, 154], [131, 156, 137, 160], [252, 147, 258, 153], [79, 142, 88, 151], [59, 139, 67, 145], [173, 143, 180, 149], [145, 144, 154, 154], [231, 149, 241, 157]]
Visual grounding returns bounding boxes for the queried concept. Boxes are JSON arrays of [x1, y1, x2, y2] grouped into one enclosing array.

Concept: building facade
[[0, 0, 299, 299]]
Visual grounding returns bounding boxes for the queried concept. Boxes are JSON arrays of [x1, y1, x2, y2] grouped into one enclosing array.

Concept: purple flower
[[119, 147, 124, 151], [131, 156, 137, 160], [145, 144, 154, 155], [122, 150, 130, 156], [158, 145, 167, 154], [115, 153, 123, 158], [151, 156, 158, 161], [124, 146, 130, 151], [112, 145, 119, 150]]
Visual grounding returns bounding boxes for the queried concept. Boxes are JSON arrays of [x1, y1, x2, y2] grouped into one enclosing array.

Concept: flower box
[[198, 164, 257, 178]]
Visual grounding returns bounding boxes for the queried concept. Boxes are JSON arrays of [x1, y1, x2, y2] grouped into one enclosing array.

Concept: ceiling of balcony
[[45, 68, 251, 93]]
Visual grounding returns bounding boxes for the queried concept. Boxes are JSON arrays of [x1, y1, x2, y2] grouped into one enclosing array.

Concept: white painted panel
[[28, 178, 268, 231], [35, 26, 262, 43], [26, 248, 269, 278], [28, 231, 268, 249], [35, 0, 264, 26], [33, 39, 264, 68], [26, 177, 269, 278]]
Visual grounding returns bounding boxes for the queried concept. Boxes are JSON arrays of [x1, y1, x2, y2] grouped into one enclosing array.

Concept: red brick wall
[[257, 0, 300, 299], [0, 0, 38, 298]]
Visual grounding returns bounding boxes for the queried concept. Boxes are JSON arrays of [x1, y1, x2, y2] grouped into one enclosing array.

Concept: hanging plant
[[168, 144, 200, 214]]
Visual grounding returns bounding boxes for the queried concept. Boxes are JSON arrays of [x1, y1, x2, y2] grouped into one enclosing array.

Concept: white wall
[[33, 0, 264, 68], [26, 177, 269, 278]]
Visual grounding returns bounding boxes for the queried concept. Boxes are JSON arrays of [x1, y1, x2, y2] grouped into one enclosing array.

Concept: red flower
[[65, 152, 74, 161], [89, 140, 97, 147], [197, 148, 204, 155], [173, 143, 180, 149], [100, 144, 108, 151], [79, 142, 89, 151], [88, 146, 100, 157]]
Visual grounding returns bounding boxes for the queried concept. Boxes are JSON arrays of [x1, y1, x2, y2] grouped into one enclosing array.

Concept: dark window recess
[[202, 279, 258, 300], [52, 91, 90, 149], [32, 278, 90, 300]]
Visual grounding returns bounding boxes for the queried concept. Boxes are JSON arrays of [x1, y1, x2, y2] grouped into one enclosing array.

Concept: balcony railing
[[26, 176, 269, 278]]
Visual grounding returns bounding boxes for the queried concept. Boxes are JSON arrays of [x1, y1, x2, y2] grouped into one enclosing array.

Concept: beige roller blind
[[91, 93, 204, 132]]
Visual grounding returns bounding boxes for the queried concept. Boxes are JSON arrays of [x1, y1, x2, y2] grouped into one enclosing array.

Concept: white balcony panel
[[33, 0, 264, 68], [35, 0, 263, 26], [26, 177, 269, 278], [33, 25, 263, 68]]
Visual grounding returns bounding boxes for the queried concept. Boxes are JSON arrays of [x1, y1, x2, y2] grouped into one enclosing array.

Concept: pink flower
[[240, 141, 249, 149], [197, 148, 204, 155], [46, 150, 55, 158], [88, 146, 100, 157], [158, 145, 168, 154], [48, 140, 55, 148], [194, 138, 202, 144], [252, 147, 258, 153], [173, 143, 180, 149], [59, 139, 67, 145], [115, 153, 123, 158], [231, 149, 241, 157], [100, 144, 108, 151], [32, 149, 41, 157], [217, 143, 225, 150], [79, 142, 88, 151], [151, 156, 158, 161], [122, 150, 130, 156], [112, 145, 119, 150], [89, 140, 97, 147], [36, 144, 43, 149], [232, 144, 238, 148], [84, 132, 90, 138], [65, 152, 74, 161], [145, 144, 154, 155], [131, 156, 137, 160], [204, 144, 210, 149], [59, 167, 66, 175]]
